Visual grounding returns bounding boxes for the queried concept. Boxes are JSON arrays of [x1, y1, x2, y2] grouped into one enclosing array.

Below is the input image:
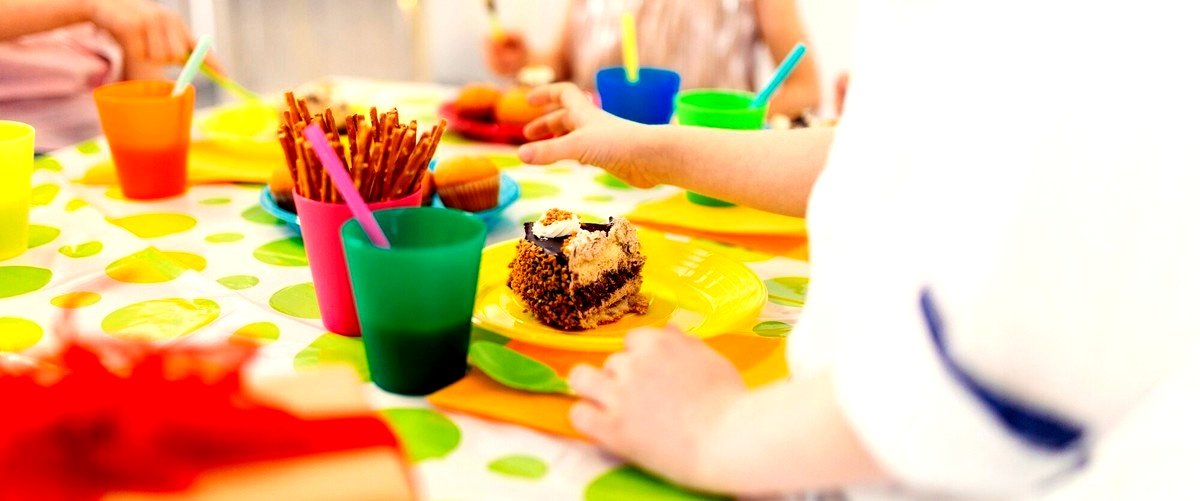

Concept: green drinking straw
[[200, 63, 261, 103], [750, 43, 807, 108], [172, 34, 213, 97]]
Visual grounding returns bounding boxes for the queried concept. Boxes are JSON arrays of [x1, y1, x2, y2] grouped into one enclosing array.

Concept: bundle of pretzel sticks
[[278, 91, 447, 204]]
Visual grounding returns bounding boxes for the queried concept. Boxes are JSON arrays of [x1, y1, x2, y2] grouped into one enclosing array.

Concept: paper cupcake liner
[[439, 175, 500, 212]]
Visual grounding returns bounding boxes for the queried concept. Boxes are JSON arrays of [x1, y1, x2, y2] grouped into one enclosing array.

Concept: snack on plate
[[278, 91, 446, 204], [454, 83, 501, 120], [269, 164, 296, 211], [508, 209, 648, 330], [494, 87, 544, 126], [433, 156, 500, 212]]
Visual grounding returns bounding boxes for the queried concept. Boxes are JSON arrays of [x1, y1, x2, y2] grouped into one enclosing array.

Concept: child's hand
[[519, 83, 662, 187], [568, 327, 747, 487], [91, 0, 222, 74]]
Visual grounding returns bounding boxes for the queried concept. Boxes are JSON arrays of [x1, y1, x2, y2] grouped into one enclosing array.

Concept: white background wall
[[188, 0, 859, 117]]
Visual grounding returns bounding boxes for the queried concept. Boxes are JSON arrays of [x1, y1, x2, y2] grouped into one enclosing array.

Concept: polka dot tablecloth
[[0, 81, 809, 500]]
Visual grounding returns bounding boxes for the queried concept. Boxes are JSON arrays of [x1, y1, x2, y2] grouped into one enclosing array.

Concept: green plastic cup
[[675, 89, 767, 207], [341, 207, 487, 395]]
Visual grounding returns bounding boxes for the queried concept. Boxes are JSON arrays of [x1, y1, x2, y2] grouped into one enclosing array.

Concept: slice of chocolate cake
[[508, 209, 648, 330]]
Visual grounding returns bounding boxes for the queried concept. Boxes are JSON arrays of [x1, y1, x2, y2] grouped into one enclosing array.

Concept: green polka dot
[[752, 321, 793, 338], [101, 298, 220, 341], [545, 165, 574, 174], [487, 154, 523, 169], [232, 321, 280, 344], [26, 225, 60, 249], [294, 333, 369, 381], [104, 187, 127, 201], [0, 317, 43, 352], [270, 282, 320, 319], [105, 248, 204, 283], [217, 275, 260, 290], [31, 183, 60, 206], [65, 198, 88, 212], [50, 291, 101, 308], [487, 455, 548, 480], [199, 197, 231, 205], [586, 467, 728, 501], [0, 266, 52, 299], [379, 408, 461, 462], [75, 139, 101, 154], [582, 194, 615, 203], [241, 206, 284, 225], [253, 237, 308, 266], [108, 213, 197, 238], [517, 181, 561, 199], [59, 241, 103, 258], [470, 325, 510, 346], [205, 232, 244, 243], [34, 156, 63, 172], [764, 276, 808, 307], [595, 173, 633, 190]]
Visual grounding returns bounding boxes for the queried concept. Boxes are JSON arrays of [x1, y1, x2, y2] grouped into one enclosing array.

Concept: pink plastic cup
[[296, 189, 423, 336]]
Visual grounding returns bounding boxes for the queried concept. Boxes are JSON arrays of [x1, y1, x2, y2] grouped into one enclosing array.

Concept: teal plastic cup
[[675, 89, 767, 207], [342, 207, 487, 395]]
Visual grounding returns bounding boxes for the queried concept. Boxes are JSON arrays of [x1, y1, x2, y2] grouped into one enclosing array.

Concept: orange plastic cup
[[94, 80, 194, 200]]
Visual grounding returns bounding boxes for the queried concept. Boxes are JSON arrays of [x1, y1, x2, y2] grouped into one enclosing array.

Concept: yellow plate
[[198, 102, 282, 155], [473, 231, 767, 351]]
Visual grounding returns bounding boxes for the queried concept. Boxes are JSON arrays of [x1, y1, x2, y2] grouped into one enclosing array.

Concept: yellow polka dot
[[101, 298, 220, 341], [50, 291, 101, 308], [105, 248, 205, 283], [108, 213, 197, 238], [0, 317, 43, 352], [232, 321, 280, 345]]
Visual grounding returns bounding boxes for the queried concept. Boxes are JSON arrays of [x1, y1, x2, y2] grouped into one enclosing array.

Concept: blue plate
[[258, 172, 519, 234]]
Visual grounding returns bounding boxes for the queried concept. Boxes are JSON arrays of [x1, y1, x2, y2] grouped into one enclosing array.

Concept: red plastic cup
[[93, 80, 194, 200], [296, 189, 423, 336]]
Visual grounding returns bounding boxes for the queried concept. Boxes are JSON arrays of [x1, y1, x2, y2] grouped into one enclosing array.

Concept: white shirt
[[788, 0, 1200, 498]]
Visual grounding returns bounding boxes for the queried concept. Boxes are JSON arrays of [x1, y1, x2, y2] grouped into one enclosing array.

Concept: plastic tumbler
[[296, 189, 423, 336], [342, 207, 486, 395], [0, 121, 35, 261], [595, 66, 681, 188], [93, 80, 194, 200], [675, 89, 767, 207]]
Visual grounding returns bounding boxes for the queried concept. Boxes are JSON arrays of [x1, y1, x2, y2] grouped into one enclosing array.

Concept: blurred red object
[[0, 311, 408, 501]]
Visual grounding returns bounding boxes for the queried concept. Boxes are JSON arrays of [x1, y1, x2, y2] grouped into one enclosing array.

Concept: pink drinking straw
[[302, 124, 391, 249]]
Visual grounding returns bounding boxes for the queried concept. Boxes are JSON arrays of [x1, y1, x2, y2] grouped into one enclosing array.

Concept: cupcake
[[434, 156, 499, 212], [269, 164, 295, 212]]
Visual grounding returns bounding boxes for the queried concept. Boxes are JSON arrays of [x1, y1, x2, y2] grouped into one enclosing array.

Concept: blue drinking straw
[[751, 43, 807, 109]]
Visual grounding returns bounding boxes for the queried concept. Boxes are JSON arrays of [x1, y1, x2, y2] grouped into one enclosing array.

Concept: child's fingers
[[527, 82, 586, 108], [524, 109, 574, 140], [569, 401, 615, 440], [568, 364, 617, 406], [602, 352, 632, 379], [518, 135, 578, 165], [624, 327, 667, 354]]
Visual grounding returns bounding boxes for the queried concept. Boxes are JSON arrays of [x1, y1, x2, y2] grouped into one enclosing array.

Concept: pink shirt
[[0, 24, 122, 152]]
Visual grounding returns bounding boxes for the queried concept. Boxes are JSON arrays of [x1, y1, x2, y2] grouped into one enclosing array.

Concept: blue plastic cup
[[595, 66, 682, 125], [595, 66, 681, 188]]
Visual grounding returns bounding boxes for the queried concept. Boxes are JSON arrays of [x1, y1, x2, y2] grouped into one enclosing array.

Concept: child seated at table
[[513, 1, 1200, 497]]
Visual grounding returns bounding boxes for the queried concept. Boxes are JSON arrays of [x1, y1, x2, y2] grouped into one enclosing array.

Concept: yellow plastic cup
[[0, 121, 35, 261]]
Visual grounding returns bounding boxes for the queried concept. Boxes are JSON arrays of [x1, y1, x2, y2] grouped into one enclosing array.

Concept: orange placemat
[[78, 139, 283, 186], [428, 333, 789, 439]]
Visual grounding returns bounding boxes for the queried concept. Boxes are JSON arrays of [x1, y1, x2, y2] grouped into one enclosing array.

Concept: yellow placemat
[[78, 139, 283, 186], [428, 333, 789, 439], [627, 193, 807, 237]]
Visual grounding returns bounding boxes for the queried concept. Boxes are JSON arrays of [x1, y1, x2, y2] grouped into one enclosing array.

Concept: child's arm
[[568, 327, 888, 496], [519, 83, 833, 217]]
